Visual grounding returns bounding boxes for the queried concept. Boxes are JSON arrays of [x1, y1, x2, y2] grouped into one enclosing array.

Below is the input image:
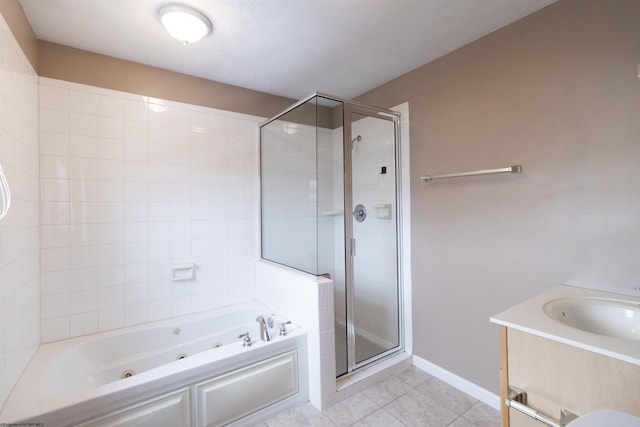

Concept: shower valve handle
[[352, 204, 367, 222], [238, 332, 252, 347], [279, 321, 291, 336]]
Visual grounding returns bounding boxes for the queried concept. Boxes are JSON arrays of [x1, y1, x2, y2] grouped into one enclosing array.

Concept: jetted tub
[[0, 301, 308, 427]]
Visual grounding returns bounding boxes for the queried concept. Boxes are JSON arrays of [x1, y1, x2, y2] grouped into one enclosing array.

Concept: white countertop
[[490, 285, 640, 366]]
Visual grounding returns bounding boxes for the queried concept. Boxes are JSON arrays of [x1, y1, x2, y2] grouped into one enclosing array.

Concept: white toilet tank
[[567, 410, 640, 427]]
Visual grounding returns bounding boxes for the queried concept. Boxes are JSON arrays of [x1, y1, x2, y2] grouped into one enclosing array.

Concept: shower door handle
[[350, 238, 356, 257]]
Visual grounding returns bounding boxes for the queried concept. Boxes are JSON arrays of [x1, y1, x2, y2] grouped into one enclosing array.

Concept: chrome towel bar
[[421, 164, 522, 182], [506, 386, 578, 427]]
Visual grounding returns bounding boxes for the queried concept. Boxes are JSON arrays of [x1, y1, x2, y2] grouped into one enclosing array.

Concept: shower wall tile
[[38, 77, 263, 342], [0, 13, 40, 408], [256, 261, 335, 409]]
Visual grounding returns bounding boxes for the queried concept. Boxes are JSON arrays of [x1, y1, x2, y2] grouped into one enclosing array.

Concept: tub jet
[[121, 370, 135, 379]]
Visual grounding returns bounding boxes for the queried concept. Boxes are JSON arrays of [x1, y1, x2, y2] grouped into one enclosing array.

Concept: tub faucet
[[256, 315, 272, 342]]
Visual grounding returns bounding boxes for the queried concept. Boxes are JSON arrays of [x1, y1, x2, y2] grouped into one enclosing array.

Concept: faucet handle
[[238, 332, 252, 347], [279, 321, 292, 336]]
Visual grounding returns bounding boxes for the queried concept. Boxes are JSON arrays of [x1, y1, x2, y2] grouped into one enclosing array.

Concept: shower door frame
[[342, 100, 404, 374], [258, 92, 405, 376]]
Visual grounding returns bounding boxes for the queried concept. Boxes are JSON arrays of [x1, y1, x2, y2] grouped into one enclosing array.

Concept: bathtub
[[0, 301, 308, 427]]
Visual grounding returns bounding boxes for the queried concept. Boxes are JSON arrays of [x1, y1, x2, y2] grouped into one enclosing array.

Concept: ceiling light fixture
[[158, 5, 212, 45]]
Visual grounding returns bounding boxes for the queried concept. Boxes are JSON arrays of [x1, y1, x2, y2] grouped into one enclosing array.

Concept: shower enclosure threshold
[[335, 351, 412, 392]]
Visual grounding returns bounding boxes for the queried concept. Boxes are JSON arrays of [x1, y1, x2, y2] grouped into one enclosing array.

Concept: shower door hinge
[[350, 238, 356, 256]]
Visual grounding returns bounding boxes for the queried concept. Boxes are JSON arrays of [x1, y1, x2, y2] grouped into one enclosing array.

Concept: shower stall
[[260, 93, 403, 377]]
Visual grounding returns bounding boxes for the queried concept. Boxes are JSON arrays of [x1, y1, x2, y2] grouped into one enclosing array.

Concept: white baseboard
[[412, 355, 500, 410]]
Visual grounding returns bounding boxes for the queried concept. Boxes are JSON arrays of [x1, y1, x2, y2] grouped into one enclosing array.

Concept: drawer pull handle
[[506, 386, 579, 427]]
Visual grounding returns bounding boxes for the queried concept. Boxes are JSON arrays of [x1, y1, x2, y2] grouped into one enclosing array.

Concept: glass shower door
[[345, 107, 400, 370]]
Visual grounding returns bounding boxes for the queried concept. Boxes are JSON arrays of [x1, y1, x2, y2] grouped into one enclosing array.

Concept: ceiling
[[19, 0, 556, 100]]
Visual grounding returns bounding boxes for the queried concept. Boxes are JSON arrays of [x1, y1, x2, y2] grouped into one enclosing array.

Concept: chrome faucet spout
[[256, 315, 272, 342]]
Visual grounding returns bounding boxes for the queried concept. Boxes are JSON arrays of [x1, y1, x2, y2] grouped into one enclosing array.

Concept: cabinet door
[[506, 328, 640, 426], [76, 388, 191, 427], [196, 351, 298, 427]]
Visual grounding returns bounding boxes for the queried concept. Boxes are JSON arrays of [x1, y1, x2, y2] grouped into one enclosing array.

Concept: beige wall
[[0, 0, 38, 70], [356, 0, 640, 394], [37, 41, 295, 119]]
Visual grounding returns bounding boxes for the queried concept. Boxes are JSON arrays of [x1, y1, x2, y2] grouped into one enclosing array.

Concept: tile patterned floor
[[261, 366, 501, 427]]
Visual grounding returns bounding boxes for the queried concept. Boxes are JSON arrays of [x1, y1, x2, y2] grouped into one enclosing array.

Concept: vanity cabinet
[[499, 326, 640, 427]]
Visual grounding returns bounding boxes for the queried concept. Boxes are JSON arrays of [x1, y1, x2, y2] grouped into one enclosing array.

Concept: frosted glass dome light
[[159, 5, 212, 45]]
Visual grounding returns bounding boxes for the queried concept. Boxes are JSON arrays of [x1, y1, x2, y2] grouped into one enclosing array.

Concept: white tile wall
[[0, 14, 40, 409], [39, 78, 262, 342], [256, 261, 334, 409]]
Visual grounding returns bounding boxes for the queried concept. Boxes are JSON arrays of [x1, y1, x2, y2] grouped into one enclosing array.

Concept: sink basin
[[543, 297, 640, 340]]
